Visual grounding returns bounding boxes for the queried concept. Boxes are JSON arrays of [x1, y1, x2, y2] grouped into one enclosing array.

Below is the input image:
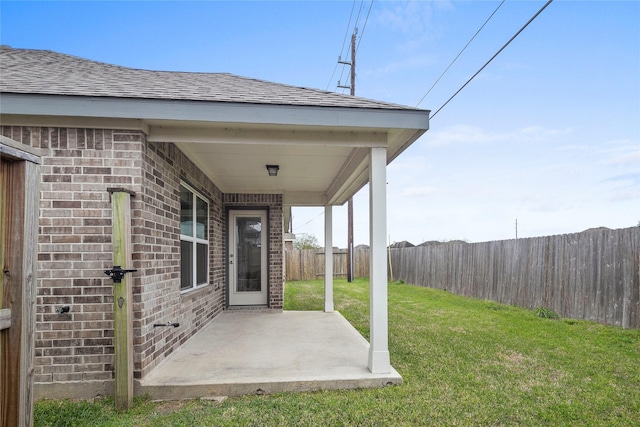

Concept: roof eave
[[0, 93, 430, 130]]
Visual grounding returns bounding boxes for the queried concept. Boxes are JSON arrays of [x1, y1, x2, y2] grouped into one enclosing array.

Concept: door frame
[[225, 206, 270, 307]]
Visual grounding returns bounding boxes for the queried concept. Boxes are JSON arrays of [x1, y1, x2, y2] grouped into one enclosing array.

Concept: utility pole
[[337, 30, 356, 96], [338, 30, 356, 282]]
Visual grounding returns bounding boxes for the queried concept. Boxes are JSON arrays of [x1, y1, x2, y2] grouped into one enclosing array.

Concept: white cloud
[[609, 151, 640, 166], [519, 125, 573, 140], [526, 200, 565, 213], [376, 1, 436, 35], [427, 124, 493, 146], [602, 141, 640, 167], [374, 0, 453, 53], [388, 154, 430, 174], [364, 54, 438, 78], [601, 173, 640, 202], [427, 124, 573, 147], [604, 173, 640, 184], [608, 188, 640, 202]]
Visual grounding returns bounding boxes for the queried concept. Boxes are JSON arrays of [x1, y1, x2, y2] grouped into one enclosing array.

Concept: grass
[[35, 279, 640, 426]]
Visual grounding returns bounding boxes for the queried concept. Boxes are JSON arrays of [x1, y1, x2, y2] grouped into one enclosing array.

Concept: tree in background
[[293, 233, 321, 250]]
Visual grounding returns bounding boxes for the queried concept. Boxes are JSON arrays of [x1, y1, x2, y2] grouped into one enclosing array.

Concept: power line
[[331, 0, 374, 93], [338, 0, 358, 87], [326, 62, 340, 92], [354, 0, 368, 36], [341, 1, 357, 57], [326, 0, 357, 90], [430, 0, 554, 120], [416, 0, 505, 108], [356, 0, 374, 53], [300, 210, 325, 229], [354, 0, 366, 27]]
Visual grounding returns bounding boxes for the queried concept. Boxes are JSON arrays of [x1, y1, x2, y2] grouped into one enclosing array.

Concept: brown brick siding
[[2, 126, 141, 385], [134, 140, 226, 378], [2, 126, 285, 394]]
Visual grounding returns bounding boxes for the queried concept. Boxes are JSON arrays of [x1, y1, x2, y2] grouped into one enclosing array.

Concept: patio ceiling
[[146, 120, 427, 207]]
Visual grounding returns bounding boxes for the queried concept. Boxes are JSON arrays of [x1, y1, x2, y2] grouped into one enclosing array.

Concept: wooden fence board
[[391, 228, 639, 328], [285, 250, 370, 281], [288, 227, 639, 328]]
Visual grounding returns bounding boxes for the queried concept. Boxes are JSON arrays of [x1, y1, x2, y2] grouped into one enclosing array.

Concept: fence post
[[108, 188, 135, 410]]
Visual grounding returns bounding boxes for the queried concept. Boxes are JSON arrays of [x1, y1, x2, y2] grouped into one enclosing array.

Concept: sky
[[1, 0, 638, 246]]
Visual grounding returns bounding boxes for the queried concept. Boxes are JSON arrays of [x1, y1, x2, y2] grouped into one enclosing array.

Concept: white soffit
[[163, 123, 390, 206]]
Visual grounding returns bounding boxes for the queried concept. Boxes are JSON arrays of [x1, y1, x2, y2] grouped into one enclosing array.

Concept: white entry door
[[228, 210, 268, 306]]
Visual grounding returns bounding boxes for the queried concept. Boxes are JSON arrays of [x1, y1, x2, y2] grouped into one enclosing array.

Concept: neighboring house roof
[[0, 46, 430, 207], [0, 46, 411, 110], [389, 241, 415, 249]]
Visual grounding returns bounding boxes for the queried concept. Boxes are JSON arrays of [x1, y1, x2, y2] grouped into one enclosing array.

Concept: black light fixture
[[266, 164, 279, 177]]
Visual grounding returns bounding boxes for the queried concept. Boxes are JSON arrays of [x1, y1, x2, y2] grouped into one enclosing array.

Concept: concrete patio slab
[[136, 311, 402, 400]]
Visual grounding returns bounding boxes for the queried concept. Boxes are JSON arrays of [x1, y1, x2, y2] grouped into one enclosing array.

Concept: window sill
[[180, 283, 209, 298]]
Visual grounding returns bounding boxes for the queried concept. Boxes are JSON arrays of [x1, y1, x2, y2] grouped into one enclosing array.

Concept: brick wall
[[1, 126, 144, 389], [223, 194, 284, 309], [135, 140, 226, 378], [1, 125, 285, 397]]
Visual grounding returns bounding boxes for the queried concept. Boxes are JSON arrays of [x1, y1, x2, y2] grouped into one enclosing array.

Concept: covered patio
[[140, 85, 430, 376], [139, 81, 431, 386], [137, 310, 402, 399], [1, 46, 430, 402]]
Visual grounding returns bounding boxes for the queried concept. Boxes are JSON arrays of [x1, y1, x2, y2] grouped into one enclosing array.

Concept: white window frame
[[179, 182, 209, 292]]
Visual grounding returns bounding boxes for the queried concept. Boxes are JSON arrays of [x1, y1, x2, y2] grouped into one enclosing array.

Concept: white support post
[[368, 146, 391, 373], [324, 204, 334, 312]]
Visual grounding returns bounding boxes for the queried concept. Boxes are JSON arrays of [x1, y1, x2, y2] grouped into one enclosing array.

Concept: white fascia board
[[0, 93, 430, 131]]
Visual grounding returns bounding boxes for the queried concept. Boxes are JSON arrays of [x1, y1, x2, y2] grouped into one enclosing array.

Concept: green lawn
[[36, 279, 640, 426]]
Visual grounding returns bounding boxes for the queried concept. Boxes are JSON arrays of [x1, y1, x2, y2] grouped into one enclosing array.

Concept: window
[[180, 183, 209, 291]]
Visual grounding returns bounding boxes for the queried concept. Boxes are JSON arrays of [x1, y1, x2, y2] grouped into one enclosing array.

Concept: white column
[[324, 204, 334, 312], [368, 146, 391, 373]]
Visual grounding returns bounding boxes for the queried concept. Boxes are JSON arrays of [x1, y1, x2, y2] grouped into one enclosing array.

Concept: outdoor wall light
[[266, 164, 279, 177]]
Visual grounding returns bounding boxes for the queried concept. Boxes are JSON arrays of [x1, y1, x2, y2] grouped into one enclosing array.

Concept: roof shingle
[[0, 46, 417, 110]]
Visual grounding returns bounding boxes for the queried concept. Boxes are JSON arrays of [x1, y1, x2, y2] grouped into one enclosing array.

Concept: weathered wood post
[[107, 188, 135, 410], [1, 141, 40, 427]]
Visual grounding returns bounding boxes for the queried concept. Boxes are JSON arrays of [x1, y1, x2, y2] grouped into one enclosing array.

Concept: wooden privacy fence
[[388, 227, 639, 329], [285, 249, 370, 281]]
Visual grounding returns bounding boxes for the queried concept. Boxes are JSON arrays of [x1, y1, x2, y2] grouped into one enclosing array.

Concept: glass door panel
[[236, 216, 262, 292], [228, 210, 267, 305]]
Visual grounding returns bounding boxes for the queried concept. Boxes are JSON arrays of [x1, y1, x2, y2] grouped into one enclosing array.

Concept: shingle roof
[[0, 46, 417, 111]]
